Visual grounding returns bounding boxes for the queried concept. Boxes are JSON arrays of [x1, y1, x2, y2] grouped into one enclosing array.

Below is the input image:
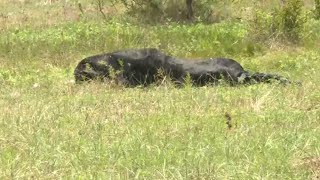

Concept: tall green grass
[[0, 21, 249, 59], [1, 80, 319, 178], [0, 1, 320, 179], [2, 18, 320, 61]]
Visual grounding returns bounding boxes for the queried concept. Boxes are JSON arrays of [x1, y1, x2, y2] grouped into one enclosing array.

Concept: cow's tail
[[238, 71, 295, 85]]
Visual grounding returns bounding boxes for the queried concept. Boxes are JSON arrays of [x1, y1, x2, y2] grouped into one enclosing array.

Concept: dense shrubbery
[[281, 0, 305, 41], [249, 0, 305, 44], [98, 0, 315, 45], [2, 0, 320, 60], [105, 0, 226, 23], [315, 0, 320, 19]]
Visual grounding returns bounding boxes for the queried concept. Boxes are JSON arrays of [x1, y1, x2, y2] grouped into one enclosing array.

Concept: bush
[[314, 0, 320, 19], [249, 0, 305, 44], [116, 0, 222, 23], [281, 0, 304, 41]]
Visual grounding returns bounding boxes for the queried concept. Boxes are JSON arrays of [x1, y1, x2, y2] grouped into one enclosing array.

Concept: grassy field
[[1, 0, 320, 179]]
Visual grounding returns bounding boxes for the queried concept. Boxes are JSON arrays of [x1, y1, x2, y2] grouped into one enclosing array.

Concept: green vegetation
[[315, 0, 320, 19], [0, 0, 319, 179]]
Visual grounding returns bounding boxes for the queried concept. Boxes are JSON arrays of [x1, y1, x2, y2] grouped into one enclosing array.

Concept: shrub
[[115, 0, 221, 23], [249, 0, 305, 44], [314, 0, 320, 19], [281, 0, 305, 41]]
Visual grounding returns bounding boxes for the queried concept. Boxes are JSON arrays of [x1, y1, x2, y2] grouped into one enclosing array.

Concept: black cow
[[74, 48, 290, 86]]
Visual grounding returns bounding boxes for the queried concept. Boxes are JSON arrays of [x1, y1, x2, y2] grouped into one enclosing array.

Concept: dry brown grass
[[294, 156, 320, 179], [0, 0, 126, 29]]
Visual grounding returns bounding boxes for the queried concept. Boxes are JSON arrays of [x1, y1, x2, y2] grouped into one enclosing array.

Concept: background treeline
[[93, 0, 320, 43], [1, 0, 319, 59]]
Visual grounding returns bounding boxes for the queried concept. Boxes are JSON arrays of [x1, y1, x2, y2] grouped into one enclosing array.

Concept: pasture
[[0, 0, 319, 179]]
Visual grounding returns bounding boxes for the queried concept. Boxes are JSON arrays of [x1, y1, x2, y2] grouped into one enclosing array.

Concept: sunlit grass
[[1, 51, 319, 178], [0, 80, 319, 178], [0, 0, 319, 179]]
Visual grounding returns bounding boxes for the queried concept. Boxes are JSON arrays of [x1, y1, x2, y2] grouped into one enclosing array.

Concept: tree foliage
[[249, 0, 305, 43], [113, 0, 218, 23]]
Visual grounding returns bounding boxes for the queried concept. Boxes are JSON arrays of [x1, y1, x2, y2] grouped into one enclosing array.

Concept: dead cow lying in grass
[[74, 48, 291, 86]]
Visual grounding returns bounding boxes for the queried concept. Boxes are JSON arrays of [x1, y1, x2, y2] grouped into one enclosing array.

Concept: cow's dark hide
[[74, 48, 290, 86]]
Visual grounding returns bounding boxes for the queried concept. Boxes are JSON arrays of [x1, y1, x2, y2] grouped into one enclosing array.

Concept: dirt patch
[[294, 156, 320, 179]]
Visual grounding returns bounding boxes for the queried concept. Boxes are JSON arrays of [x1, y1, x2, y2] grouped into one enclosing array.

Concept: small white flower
[[33, 83, 40, 88]]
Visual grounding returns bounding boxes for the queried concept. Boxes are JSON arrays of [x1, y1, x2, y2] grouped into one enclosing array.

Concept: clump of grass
[[248, 0, 306, 45]]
